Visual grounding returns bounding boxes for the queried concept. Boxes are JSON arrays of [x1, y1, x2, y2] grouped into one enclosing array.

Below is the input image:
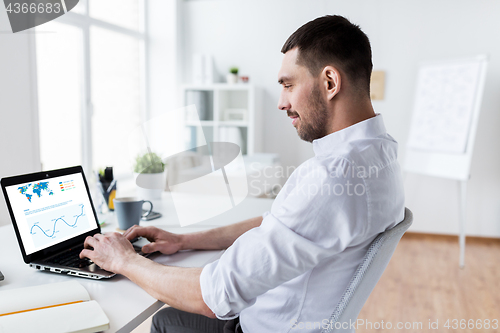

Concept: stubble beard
[[296, 84, 329, 142]]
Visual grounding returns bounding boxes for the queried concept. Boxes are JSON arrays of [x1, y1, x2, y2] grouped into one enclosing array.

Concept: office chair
[[322, 208, 413, 333]]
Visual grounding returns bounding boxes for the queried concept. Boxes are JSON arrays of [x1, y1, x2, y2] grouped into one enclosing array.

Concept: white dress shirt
[[200, 114, 405, 332]]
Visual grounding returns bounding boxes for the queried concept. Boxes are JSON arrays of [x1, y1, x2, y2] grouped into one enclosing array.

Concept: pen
[[107, 179, 117, 193]]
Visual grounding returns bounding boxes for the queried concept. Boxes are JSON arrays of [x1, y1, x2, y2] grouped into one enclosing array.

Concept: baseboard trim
[[403, 231, 500, 243]]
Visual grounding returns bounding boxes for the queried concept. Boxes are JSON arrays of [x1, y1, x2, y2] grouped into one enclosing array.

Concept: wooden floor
[[132, 233, 500, 333], [358, 233, 500, 333]]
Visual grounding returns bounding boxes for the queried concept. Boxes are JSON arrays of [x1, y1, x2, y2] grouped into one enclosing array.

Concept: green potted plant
[[133, 152, 166, 200], [227, 66, 239, 84]]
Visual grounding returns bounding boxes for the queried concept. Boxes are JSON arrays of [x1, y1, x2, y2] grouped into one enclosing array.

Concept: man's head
[[278, 15, 373, 142]]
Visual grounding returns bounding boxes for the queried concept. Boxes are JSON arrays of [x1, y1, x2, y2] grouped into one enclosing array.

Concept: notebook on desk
[[0, 166, 145, 280], [0, 281, 109, 333]]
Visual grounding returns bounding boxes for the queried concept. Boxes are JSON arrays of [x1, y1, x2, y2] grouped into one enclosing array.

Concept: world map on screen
[[18, 182, 54, 203]]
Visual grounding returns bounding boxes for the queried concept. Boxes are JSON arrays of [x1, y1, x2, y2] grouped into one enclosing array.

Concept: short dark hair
[[281, 15, 373, 96]]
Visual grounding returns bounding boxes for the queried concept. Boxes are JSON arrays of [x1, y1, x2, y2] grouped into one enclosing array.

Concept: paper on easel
[[407, 59, 483, 154], [0, 281, 109, 333]]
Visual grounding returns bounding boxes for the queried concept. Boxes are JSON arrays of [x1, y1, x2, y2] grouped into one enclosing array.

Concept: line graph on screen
[[28, 203, 90, 248]]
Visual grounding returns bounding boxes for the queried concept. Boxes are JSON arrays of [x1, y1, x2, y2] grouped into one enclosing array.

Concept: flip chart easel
[[404, 55, 488, 268]]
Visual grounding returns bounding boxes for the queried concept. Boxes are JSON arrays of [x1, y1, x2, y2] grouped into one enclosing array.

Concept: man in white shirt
[[80, 15, 404, 332]]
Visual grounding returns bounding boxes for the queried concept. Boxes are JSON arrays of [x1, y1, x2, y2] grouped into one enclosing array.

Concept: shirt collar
[[312, 114, 386, 156]]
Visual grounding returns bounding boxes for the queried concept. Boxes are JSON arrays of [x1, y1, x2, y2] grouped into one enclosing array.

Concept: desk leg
[[116, 301, 165, 333], [458, 180, 468, 269]]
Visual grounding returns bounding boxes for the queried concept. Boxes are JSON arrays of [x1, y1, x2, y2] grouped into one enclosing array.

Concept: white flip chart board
[[404, 56, 488, 181]]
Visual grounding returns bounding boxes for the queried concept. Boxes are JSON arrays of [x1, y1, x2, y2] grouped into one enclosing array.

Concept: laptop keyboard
[[46, 241, 144, 269], [47, 246, 94, 268]]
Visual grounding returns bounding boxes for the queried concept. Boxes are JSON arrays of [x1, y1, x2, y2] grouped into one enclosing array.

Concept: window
[[36, 22, 83, 171], [36, 0, 146, 177]]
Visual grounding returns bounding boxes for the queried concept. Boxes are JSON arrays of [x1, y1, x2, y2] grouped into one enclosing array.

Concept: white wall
[[181, 0, 500, 237], [0, 8, 41, 226]]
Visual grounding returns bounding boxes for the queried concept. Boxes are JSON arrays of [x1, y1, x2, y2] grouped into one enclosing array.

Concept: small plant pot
[[134, 171, 166, 200], [226, 73, 238, 84]]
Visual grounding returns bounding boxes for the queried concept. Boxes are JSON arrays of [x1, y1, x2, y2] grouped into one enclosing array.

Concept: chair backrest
[[322, 208, 413, 333]]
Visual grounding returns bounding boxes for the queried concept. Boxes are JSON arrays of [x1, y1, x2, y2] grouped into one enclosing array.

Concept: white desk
[[0, 193, 273, 333]]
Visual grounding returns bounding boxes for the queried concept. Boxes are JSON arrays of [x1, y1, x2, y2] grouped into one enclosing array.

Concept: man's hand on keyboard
[[79, 232, 137, 273], [123, 225, 183, 255]]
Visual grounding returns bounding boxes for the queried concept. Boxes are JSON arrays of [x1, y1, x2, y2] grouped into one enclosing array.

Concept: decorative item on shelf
[[240, 76, 249, 83], [219, 126, 244, 148], [192, 53, 214, 85], [133, 152, 167, 200], [226, 67, 239, 84], [223, 108, 247, 122], [97, 167, 116, 211], [185, 90, 208, 121]]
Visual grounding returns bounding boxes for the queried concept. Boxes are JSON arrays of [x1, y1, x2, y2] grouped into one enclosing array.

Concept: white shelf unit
[[181, 84, 259, 155]]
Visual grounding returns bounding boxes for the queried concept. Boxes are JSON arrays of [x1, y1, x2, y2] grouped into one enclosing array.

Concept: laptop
[[1, 166, 144, 280]]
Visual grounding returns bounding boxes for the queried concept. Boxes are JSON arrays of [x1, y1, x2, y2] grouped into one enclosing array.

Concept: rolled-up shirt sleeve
[[200, 158, 368, 319]]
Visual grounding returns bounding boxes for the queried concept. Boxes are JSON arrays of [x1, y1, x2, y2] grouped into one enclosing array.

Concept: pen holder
[[99, 180, 117, 211]]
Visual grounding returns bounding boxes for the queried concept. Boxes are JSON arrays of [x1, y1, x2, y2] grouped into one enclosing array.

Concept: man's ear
[[322, 66, 341, 101]]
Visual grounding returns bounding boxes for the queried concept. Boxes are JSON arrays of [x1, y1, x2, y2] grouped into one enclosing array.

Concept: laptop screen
[[4, 171, 99, 255]]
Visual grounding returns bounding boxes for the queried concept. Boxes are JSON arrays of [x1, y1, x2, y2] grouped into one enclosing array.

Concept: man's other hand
[[123, 226, 184, 255], [79, 233, 137, 273]]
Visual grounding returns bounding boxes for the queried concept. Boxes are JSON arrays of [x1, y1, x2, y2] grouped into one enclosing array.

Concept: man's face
[[277, 48, 329, 142]]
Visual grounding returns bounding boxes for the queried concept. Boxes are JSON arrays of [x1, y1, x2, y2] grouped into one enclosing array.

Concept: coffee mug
[[113, 197, 153, 231]]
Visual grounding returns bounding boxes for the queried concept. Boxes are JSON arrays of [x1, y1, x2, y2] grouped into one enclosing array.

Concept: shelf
[[182, 83, 254, 91], [219, 121, 248, 127], [186, 120, 215, 127], [187, 121, 247, 127], [182, 84, 257, 155]]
